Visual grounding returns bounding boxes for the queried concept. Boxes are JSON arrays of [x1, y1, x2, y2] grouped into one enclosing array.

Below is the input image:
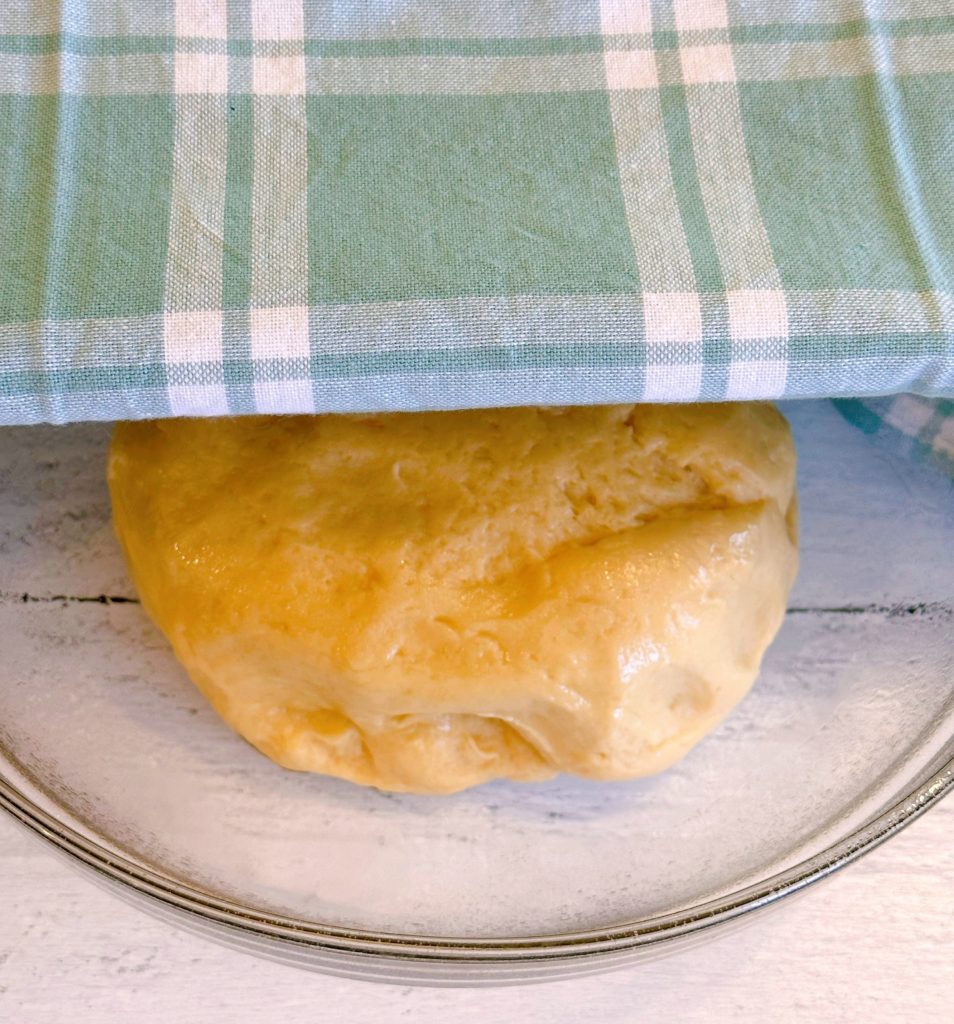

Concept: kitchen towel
[[836, 394, 954, 475], [1, 0, 952, 425]]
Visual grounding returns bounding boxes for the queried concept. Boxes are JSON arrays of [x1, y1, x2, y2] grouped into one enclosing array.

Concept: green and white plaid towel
[[836, 395, 954, 476], [1, 0, 952, 430]]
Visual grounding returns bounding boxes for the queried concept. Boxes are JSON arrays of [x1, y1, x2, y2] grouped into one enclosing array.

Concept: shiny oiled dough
[[108, 404, 798, 794]]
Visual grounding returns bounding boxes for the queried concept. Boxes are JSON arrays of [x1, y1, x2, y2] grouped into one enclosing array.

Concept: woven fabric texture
[[0, 1, 953, 424]]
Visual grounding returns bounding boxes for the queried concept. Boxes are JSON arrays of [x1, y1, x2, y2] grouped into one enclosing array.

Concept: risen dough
[[109, 404, 798, 794]]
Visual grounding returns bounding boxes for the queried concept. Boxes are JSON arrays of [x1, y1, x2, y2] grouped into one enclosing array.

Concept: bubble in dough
[[109, 403, 798, 794]]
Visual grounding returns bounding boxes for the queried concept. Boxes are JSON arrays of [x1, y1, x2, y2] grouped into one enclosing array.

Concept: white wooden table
[[1, 800, 951, 1022]]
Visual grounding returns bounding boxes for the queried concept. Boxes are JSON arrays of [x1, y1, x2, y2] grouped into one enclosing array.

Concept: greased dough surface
[[109, 404, 798, 794]]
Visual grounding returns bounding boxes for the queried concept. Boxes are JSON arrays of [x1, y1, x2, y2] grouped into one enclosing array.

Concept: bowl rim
[[1, 747, 952, 963]]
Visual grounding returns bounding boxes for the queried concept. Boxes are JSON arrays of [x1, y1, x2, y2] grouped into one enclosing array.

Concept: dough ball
[[109, 404, 798, 794]]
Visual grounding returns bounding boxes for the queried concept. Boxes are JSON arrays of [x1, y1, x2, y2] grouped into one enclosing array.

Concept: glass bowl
[[0, 401, 951, 985]]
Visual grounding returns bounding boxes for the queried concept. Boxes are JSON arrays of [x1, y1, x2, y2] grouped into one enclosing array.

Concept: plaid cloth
[[836, 394, 954, 476], [0, 1, 953, 425]]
